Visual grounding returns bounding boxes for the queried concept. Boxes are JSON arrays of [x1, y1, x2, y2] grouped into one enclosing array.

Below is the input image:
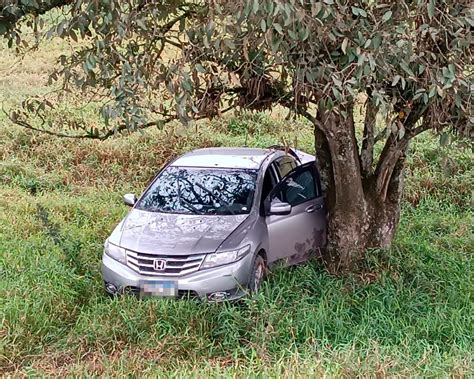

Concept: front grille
[[126, 250, 205, 277]]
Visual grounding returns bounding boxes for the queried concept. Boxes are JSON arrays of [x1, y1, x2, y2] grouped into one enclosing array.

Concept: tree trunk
[[313, 107, 406, 273]]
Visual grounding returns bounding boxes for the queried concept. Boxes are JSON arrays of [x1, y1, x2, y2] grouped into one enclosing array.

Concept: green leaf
[[312, 2, 323, 17], [372, 34, 382, 49], [428, 0, 435, 20], [332, 76, 342, 87], [271, 36, 281, 52], [436, 85, 444, 97], [454, 93, 462, 108], [398, 125, 405, 140], [428, 85, 437, 98], [273, 23, 283, 35], [300, 27, 310, 41], [136, 19, 147, 30], [288, 29, 298, 40], [195, 64, 206, 73], [413, 92, 424, 100], [181, 79, 192, 92], [400, 61, 414, 77], [341, 38, 349, 54], [351, 7, 367, 17], [392, 75, 401, 86], [260, 19, 267, 32], [368, 54, 375, 71], [465, 16, 474, 27], [448, 64, 455, 77], [382, 10, 392, 22], [252, 0, 259, 14]]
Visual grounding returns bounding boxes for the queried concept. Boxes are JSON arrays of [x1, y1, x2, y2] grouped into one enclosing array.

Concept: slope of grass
[[1, 37, 473, 377]]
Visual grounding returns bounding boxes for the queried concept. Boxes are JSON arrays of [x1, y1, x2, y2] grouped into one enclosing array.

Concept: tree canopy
[[2, 1, 472, 138]]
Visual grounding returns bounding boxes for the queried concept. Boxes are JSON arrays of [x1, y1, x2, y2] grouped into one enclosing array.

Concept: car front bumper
[[101, 252, 255, 301]]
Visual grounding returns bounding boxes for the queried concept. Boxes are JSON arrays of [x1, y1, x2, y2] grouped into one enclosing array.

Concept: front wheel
[[249, 255, 266, 293]]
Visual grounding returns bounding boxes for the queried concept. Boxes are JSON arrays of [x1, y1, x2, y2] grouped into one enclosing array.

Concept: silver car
[[102, 147, 326, 301]]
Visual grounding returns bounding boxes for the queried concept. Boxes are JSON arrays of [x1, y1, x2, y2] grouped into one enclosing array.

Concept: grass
[[1, 38, 473, 377]]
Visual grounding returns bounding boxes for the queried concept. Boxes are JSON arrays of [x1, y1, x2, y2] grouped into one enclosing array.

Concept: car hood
[[118, 208, 249, 255]]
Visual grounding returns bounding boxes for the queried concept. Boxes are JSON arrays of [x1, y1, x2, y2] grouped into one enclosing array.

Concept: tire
[[249, 255, 266, 293]]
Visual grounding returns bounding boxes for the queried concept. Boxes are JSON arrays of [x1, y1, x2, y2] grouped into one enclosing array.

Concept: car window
[[136, 167, 258, 215], [260, 163, 278, 202], [271, 167, 317, 206], [274, 155, 297, 178]]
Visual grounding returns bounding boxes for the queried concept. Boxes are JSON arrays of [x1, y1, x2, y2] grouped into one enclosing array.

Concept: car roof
[[170, 147, 275, 169]]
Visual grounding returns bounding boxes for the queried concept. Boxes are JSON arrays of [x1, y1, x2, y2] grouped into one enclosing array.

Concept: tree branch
[[0, 0, 72, 34], [374, 107, 430, 201], [374, 135, 409, 201], [4, 109, 173, 140], [297, 108, 328, 134], [5, 103, 236, 141]]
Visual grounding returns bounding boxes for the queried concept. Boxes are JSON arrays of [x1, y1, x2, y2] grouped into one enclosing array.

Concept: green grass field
[[1, 39, 473, 377]]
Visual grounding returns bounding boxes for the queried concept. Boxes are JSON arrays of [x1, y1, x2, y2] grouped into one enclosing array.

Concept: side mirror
[[123, 193, 137, 207], [269, 201, 292, 216]]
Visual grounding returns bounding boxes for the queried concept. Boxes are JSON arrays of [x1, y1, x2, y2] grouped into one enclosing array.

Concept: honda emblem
[[153, 259, 166, 271]]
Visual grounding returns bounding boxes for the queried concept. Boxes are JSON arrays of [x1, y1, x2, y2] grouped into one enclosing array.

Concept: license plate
[[139, 280, 177, 297]]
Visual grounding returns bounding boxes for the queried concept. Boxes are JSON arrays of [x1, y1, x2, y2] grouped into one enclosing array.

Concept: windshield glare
[[136, 166, 258, 215]]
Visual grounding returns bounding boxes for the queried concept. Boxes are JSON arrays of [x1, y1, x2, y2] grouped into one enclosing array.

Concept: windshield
[[136, 166, 258, 215]]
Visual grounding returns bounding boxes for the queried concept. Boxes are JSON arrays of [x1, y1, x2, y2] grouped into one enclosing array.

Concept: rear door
[[265, 162, 326, 265]]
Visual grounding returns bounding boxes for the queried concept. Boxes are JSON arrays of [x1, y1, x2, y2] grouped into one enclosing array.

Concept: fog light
[[208, 291, 228, 301], [105, 282, 117, 294]]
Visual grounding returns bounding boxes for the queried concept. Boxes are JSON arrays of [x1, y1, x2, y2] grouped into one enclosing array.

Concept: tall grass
[[1, 117, 472, 376]]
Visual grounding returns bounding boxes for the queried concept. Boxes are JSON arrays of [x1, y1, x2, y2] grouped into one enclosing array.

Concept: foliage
[[0, 1, 472, 139]]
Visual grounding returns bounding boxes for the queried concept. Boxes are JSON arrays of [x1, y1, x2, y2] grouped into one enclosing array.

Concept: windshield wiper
[[194, 182, 236, 215]]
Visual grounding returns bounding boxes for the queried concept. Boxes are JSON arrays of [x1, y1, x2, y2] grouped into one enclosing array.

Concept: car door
[[265, 162, 326, 265]]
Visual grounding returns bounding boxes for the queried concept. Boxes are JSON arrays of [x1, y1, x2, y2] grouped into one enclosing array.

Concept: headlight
[[104, 240, 127, 265], [201, 245, 251, 269]]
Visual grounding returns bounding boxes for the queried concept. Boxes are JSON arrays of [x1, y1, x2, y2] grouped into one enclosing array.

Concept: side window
[[274, 156, 297, 178], [271, 167, 317, 206], [261, 164, 278, 202]]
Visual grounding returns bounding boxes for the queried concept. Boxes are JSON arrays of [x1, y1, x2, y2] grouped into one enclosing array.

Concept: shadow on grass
[[35, 204, 87, 276]]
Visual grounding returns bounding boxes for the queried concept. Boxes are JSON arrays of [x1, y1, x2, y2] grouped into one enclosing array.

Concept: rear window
[[136, 166, 258, 215]]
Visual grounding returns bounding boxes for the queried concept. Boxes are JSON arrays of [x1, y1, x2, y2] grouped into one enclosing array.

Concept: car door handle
[[306, 204, 323, 213]]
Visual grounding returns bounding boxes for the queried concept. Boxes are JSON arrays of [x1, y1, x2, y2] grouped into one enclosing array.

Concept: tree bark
[[315, 107, 368, 272], [360, 99, 377, 178], [313, 105, 409, 273]]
